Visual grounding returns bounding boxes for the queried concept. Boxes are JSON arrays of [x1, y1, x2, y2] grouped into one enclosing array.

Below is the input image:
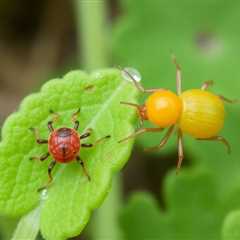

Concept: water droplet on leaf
[[122, 67, 142, 82], [41, 189, 48, 200]]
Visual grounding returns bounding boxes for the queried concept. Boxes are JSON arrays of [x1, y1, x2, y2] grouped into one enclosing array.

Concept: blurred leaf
[[0, 216, 18, 240], [112, 0, 240, 152], [120, 169, 240, 240], [222, 210, 240, 240], [113, 0, 240, 92], [89, 176, 124, 240], [0, 69, 138, 239]]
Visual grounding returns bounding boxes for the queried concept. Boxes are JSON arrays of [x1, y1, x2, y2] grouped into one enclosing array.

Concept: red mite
[[48, 128, 80, 163], [30, 109, 110, 192]]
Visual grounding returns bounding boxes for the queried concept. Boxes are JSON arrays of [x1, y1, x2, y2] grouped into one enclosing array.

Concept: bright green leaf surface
[[120, 169, 240, 240], [222, 210, 240, 240], [0, 69, 138, 239]]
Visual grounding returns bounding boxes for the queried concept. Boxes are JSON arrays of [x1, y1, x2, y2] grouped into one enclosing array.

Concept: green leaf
[[120, 192, 164, 240], [120, 169, 226, 240], [0, 69, 138, 239], [222, 210, 240, 240]]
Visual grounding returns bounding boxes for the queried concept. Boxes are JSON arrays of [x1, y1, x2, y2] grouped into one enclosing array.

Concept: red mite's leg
[[76, 156, 91, 181], [80, 128, 93, 140], [201, 80, 214, 90], [30, 152, 50, 161], [80, 132, 91, 139], [48, 121, 54, 132], [144, 125, 175, 152], [177, 129, 184, 174], [118, 127, 163, 143], [37, 160, 56, 192], [29, 128, 48, 144], [196, 135, 231, 154], [81, 135, 111, 147], [172, 55, 182, 95], [71, 108, 81, 130], [119, 67, 165, 93], [48, 110, 60, 132]]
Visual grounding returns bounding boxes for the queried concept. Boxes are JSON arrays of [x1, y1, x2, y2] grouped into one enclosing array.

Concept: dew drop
[[121, 67, 142, 82], [41, 189, 48, 200]]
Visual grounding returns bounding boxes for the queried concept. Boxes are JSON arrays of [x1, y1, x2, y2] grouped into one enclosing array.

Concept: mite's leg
[[71, 108, 81, 130], [197, 135, 231, 154], [30, 152, 50, 161], [76, 156, 91, 181], [176, 129, 184, 173], [119, 67, 165, 93], [120, 102, 147, 127], [200, 81, 238, 102], [29, 128, 48, 144], [144, 125, 175, 152], [37, 160, 56, 192], [218, 95, 238, 104], [119, 127, 163, 143], [172, 55, 182, 95], [201, 80, 214, 90], [81, 135, 111, 147], [48, 110, 60, 132], [80, 128, 93, 140]]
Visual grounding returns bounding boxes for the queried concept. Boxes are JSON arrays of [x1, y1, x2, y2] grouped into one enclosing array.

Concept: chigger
[[179, 89, 225, 138], [146, 90, 182, 128]]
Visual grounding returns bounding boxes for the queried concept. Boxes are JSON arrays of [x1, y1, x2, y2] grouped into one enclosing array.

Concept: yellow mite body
[[119, 62, 232, 171], [179, 89, 225, 139]]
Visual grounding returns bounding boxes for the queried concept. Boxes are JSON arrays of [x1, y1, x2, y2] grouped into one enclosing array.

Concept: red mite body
[[30, 109, 110, 192], [48, 128, 80, 163]]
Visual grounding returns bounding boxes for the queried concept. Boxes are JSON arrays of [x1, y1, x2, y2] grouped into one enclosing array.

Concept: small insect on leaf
[[0, 69, 138, 240]]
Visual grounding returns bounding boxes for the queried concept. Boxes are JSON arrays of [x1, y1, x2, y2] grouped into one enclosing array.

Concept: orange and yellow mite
[[119, 58, 236, 172]]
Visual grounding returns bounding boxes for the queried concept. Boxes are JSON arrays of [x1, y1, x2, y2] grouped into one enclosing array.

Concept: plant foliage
[[0, 69, 138, 239]]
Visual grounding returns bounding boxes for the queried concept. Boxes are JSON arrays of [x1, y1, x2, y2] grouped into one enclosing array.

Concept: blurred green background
[[1, 0, 240, 239]]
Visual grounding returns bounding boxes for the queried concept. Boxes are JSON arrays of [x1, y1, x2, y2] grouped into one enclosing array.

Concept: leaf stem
[[90, 175, 124, 240], [11, 207, 40, 240], [75, 0, 109, 70]]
